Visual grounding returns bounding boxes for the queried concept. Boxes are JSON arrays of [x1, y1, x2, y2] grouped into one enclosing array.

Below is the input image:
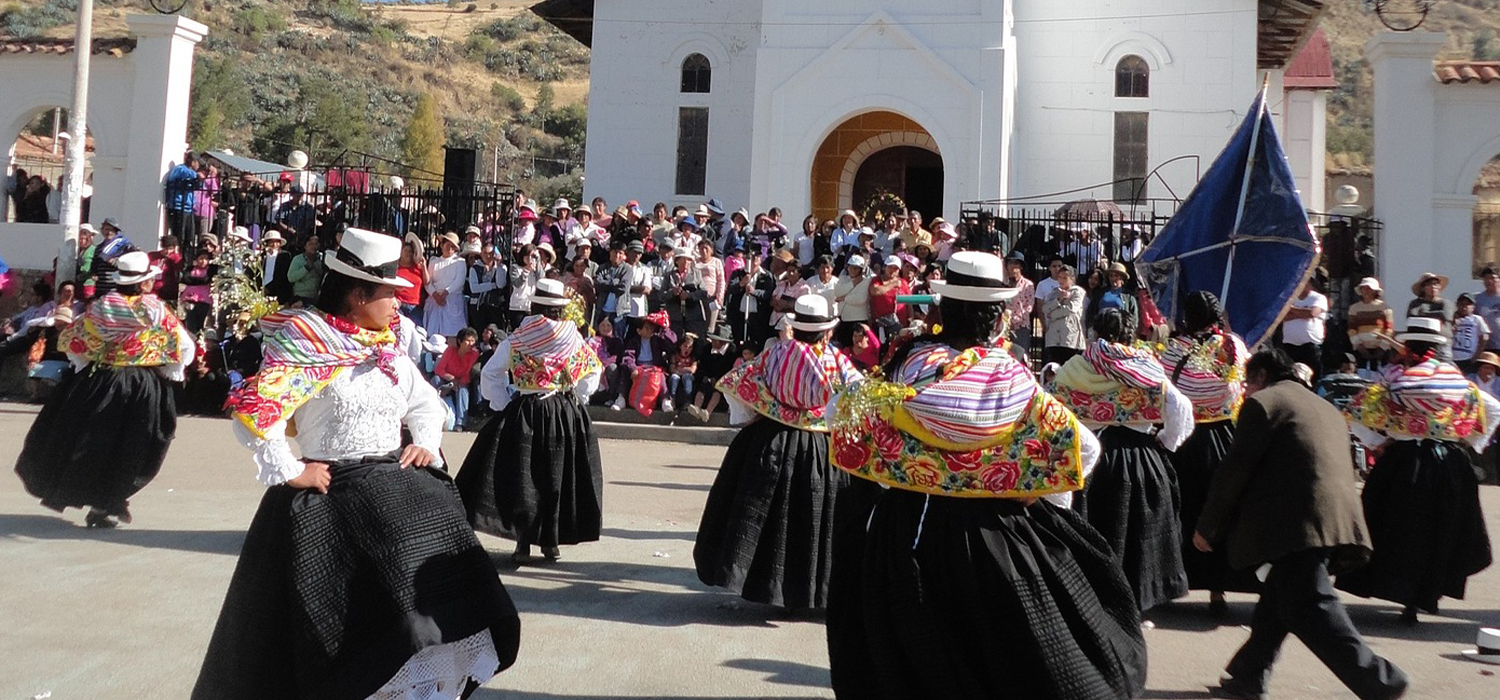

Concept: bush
[[491, 82, 527, 112]]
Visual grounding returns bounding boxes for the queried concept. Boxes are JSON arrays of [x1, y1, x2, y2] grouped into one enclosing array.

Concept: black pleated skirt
[[455, 392, 603, 547], [693, 419, 845, 609], [14, 365, 176, 516], [1074, 426, 1188, 613], [193, 454, 521, 700], [1172, 421, 1262, 594], [828, 488, 1148, 700], [1336, 440, 1492, 612]]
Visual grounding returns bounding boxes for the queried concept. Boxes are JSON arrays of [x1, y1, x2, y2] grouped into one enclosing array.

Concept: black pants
[[167, 209, 193, 243], [1283, 342, 1322, 382], [1226, 548, 1407, 700]]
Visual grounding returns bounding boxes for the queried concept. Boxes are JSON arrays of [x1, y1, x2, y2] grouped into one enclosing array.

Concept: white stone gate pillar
[[120, 14, 206, 247]]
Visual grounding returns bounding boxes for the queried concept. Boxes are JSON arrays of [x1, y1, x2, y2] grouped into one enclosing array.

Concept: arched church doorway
[[809, 111, 942, 222]]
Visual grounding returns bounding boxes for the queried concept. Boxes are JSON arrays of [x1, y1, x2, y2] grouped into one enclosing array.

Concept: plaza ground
[[0, 402, 1497, 699]]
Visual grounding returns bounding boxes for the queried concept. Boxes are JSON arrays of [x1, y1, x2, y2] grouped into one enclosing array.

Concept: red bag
[[630, 366, 665, 417]]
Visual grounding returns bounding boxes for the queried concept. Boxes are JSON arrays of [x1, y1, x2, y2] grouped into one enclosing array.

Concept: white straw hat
[[325, 227, 413, 288], [112, 251, 159, 285], [1395, 317, 1448, 346], [786, 294, 839, 332], [928, 251, 1021, 303]]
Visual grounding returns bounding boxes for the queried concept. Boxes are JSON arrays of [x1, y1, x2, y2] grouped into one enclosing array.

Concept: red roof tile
[[1284, 28, 1336, 89], [1436, 61, 1500, 85], [0, 36, 136, 57]]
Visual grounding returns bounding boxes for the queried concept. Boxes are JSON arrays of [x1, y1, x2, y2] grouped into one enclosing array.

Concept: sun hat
[[774, 248, 795, 264], [677, 216, 700, 231], [1410, 272, 1449, 296], [325, 228, 414, 288], [674, 249, 694, 261], [464, 225, 482, 237], [261, 230, 285, 243], [1459, 292, 1477, 305], [644, 309, 671, 329], [732, 208, 750, 224], [1108, 261, 1129, 276], [695, 204, 711, 218], [438, 231, 461, 248], [707, 324, 733, 342], [112, 251, 160, 286], [78, 223, 99, 235], [1462, 627, 1500, 665], [1355, 277, 1383, 295], [845, 254, 867, 270], [704, 198, 725, 215], [1396, 317, 1449, 345], [531, 278, 570, 307], [552, 198, 572, 215], [460, 241, 483, 257], [229, 226, 252, 243], [787, 294, 840, 332], [934, 222, 957, 240], [537, 242, 557, 261], [928, 251, 1022, 303], [1475, 352, 1500, 371], [517, 208, 539, 222], [101, 217, 122, 230]]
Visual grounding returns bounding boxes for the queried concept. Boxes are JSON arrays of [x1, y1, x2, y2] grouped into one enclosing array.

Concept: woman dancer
[[1160, 291, 1259, 615], [1338, 317, 1499, 624], [195, 228, 519, 699], [693, 294, 863, 610], [1052, 308, 1194, 613], [457, 278, 604, 563], [15, 252, 193, 528], [827, 252, 1145, 700]]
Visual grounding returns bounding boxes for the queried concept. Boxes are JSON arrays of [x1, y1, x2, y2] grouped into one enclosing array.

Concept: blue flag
[[1136, 89, 1318, 349]]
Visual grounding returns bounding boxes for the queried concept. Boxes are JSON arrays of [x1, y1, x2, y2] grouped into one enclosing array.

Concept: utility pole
[[57, 0, 93, 284]]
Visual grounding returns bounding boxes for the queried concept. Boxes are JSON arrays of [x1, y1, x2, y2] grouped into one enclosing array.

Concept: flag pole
[[1220, 80, 1270, 302]]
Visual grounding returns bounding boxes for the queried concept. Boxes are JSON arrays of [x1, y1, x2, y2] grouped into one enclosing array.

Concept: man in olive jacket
[[1195, 349, 1407, 700]]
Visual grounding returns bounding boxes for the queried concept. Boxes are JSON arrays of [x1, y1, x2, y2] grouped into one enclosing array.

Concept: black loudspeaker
[[443, 147, 477, 189], [442, 147, 478, 227]]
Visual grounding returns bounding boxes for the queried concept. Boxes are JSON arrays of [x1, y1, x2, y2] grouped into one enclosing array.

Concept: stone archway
[[809, 111, 942, 222]]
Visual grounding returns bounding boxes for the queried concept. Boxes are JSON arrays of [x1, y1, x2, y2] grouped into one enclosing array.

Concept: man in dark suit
[[1195, 349, 1408, 700], [725, 246, 775, 348], [259, 230, 295, 304]]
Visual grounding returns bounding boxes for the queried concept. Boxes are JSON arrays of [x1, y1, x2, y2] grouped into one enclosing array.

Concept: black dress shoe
[[1399, 606, 1419, 626], [1211, 676, 1268, 700], [1209, 597, 1230, 618], [541, 546, 561, 561], [84, 509, 118, 529]]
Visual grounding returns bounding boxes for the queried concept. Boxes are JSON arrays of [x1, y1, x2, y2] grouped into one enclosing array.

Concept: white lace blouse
[[478, 339, 602, 412], [233, 354, 448, 486]]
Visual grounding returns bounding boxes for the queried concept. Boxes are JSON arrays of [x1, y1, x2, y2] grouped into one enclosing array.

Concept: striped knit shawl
[[60, 291, 186, 367], [508, 314, 601, 392], [511, 314, 584, 359], [1084, 338, 1166, 389], [1160, 331, 1247, 422], [1051, 339, 1169, 426], [717, 340, 862, 431], [1348, 357, 1484, 442], [227, 309, 399, 438], [896, 344, 1039, 445]]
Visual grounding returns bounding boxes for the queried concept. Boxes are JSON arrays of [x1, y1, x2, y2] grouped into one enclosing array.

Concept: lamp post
[[1364, 1, 1437, 32], [56, 0, 94, 284]]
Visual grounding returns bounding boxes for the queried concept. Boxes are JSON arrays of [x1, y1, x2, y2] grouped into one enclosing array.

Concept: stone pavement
[[0, 401, 1497, 699]]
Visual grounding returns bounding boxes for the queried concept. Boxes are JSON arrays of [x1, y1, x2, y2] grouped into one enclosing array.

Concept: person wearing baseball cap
[[695, 293, 863, 610]]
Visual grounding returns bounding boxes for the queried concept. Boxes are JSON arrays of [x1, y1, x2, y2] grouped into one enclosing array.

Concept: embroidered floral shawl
[[1159, 331, 1247, 423], [829, 343, 1088, 498], [718, 339, 863, 431], [226, 309, 400, 438], [61, 292, 187, 367], [508, 314, 603, 392], [1346, 357, 1485, 442], [1050, 339, 1168, 426]]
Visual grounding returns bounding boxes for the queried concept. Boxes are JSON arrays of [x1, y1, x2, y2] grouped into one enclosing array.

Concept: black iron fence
[[166, 169, 517, 257]]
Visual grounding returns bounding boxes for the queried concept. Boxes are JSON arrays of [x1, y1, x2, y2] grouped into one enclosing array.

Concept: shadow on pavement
[[0, 512, 246, 555], [495, 558, 786, 629], [1142, 601, 1243, 632], [720, 658, 829, 688], [609, 480, 713, 493], [601, 527, 696, 542], [472, 692, 826, 699], [662, 463, 724, 472], [1346, 603, 1500, 644], [1137, 691, 1215, 699]]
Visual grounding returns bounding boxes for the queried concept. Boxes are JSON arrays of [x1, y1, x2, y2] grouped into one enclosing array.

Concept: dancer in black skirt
[[1052, 309, 1194, 614], [457, 277, 604, 563], [15, 252, 194, 528], [827, 252, 1146, 700], [693, 293, 863, 610], [197, 229, 519, 700], [1338, 317, 1498, 625], [1159, 291, 1259, 615]]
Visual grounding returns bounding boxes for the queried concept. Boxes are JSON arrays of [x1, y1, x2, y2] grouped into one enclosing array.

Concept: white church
[[536, 0, 1333, 221]]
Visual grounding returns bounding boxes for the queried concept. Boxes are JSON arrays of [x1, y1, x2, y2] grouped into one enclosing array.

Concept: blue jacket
[[166, 164, 199, 212]]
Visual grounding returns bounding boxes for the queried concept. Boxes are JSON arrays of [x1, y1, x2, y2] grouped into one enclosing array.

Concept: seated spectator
[[845, 322, 881, 371], [587, 317, 623, 404], [1471, 352, 1500, 400], [434, 327, 480, 431], [685, 325, 737, 422], [666, 332, 700, 413], [613, 310, 675, 412]]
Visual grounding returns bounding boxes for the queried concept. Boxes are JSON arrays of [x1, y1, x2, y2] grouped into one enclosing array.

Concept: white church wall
[[1283, 89, 1327, 212], [582, 0, 764, 212], [1010, 0, 1260, 209]]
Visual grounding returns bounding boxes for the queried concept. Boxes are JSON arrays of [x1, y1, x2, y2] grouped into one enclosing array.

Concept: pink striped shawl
[[1084, 339, 1166, 389], [897, 344, 1038, 445]]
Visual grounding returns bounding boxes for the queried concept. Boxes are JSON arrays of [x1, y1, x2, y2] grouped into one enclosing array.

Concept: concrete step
[[586, 405, 739, 446]]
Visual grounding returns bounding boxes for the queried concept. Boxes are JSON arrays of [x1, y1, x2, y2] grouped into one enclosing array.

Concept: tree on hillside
[[401, 94, 446, 178]]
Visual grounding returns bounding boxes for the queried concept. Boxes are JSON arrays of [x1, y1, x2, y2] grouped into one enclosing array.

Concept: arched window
[[681, 53, 712, 93], [1115, 55, 1149, 98]]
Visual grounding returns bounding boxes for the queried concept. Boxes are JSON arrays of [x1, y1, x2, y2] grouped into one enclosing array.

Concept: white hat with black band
[[532, 278, 570, 307], [1395, 317, 1448, 346], [112, 251, 159, 286], [787, 294, 839, 332], [928, 251, 1021, 303], [325, 227, 413, 288]]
